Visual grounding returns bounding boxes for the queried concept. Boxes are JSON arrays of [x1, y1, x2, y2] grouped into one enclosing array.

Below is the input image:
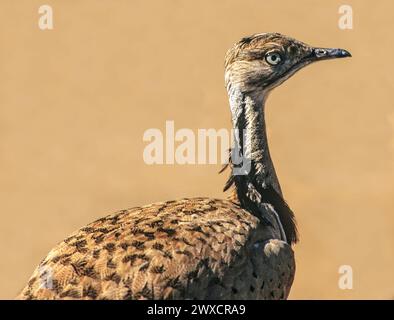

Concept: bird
[[17, 33, 350, 300]]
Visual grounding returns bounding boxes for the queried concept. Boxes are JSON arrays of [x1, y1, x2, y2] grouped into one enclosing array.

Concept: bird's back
[[17, 197, 295, 300]]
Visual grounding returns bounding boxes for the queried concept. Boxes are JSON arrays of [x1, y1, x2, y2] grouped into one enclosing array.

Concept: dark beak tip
[[313, 47, 352, 60], [341, 49, 352, 58]]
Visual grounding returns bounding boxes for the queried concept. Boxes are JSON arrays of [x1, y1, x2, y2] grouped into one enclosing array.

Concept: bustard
[[18, 33, 350, 300]]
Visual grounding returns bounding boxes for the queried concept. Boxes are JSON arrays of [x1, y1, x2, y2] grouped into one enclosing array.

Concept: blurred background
[[0, 0, 393, 299]]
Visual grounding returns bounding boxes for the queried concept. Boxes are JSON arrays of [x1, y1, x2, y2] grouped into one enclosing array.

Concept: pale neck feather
[[227, 84, 282, 196]]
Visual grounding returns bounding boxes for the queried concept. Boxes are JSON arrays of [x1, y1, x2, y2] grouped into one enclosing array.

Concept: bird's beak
[[311, 47, 352, 61]]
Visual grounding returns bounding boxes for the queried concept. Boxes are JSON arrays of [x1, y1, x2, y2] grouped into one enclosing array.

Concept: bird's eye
[[265, 52, 282, 65]]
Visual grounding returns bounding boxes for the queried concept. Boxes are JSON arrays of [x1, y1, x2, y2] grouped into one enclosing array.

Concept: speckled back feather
[[18, 198, 294, 300]]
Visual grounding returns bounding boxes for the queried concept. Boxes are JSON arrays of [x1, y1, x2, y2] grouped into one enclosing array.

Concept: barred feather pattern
[[17, 198, 294, 300]]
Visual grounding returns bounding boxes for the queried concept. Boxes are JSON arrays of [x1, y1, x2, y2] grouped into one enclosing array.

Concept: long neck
[[225, 84, 298, 245], [228, 86, 282, 196]]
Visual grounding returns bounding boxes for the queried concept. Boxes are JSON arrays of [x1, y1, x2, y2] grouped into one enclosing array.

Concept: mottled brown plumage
[[18, 198, 294, 299], [18, 33, 350, 300]]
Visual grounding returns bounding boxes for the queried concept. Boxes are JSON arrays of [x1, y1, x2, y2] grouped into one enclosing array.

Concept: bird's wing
[[17, 198, 295, 300]]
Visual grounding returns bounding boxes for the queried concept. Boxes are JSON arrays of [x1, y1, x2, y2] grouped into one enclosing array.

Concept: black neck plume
[[223, 87, 298, 244]]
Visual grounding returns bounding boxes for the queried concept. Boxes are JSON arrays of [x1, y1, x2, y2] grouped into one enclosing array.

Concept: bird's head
[[225, 33, 351, 96]]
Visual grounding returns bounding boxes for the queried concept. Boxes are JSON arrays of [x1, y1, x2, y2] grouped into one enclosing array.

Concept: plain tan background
[[0, 0, 393, 299]]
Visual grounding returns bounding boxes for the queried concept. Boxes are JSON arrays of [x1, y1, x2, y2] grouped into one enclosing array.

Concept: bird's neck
[[228, 85, 282, 196], [225, 85, 298, 245]]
